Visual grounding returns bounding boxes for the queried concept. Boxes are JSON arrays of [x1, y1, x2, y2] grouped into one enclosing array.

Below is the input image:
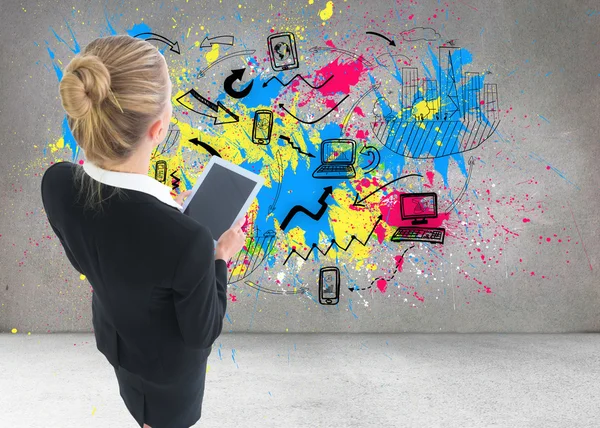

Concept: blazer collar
[[82, 160, 183, 211]]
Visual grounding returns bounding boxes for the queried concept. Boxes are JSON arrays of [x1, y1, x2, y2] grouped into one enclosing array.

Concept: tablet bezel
[[180, 156, 265, 244]]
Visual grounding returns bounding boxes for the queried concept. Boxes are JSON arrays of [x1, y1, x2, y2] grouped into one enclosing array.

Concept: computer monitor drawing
[[312, 139, 356, 179], [400, 192, 438, 225]]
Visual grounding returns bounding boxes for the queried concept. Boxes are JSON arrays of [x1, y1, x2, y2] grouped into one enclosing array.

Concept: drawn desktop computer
[[390, 192, 446, 244]]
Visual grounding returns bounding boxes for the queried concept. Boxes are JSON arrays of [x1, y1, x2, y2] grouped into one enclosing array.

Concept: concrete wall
[[1, 0, 598, 333]]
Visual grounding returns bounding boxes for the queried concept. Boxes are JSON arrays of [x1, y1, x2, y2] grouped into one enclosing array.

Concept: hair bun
[[59, 55, 111, 119]]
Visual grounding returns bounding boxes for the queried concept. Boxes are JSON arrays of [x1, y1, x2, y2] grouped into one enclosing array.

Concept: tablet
[[181, 156, 265, 244]]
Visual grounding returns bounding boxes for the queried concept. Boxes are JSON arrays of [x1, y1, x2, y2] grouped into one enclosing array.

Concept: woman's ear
[[148, 117, 163, 144]]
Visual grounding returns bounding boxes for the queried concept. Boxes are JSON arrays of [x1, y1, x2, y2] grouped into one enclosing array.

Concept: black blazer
[[41, 161, 228, 384]]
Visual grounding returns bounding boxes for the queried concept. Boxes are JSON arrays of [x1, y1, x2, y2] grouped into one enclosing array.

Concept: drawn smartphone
[[267, 32, 299, 71], [155, 160, 167, 183], [318, 267, 340, 305], [252, 110, 273, 145]]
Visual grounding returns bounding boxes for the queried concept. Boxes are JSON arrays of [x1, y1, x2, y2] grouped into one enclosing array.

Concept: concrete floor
[[1, 333, 599, 428]]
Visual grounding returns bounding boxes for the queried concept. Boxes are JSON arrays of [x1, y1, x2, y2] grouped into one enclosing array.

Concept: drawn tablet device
[[181, 156, 265, 244]]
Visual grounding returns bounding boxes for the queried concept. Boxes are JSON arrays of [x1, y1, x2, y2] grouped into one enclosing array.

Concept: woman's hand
[[173, 190, 192, 206], [215, 217, 247, 261]]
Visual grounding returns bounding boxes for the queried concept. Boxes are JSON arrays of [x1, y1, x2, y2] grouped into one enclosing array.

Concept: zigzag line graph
[[283, 215, 383, 265], [263, 74, 334, 89], [170, 170, 180, 191]]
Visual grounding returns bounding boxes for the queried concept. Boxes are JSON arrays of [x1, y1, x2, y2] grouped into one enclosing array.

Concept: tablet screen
[[183, 163, 258, 240]]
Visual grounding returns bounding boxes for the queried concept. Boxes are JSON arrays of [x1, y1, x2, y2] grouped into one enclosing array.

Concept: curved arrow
[[341, 83, 382, 133], [445, 156, 475, 212], [358, 145, 381, 174], [188, 137, 222, 157], [280, 186, 333, 231], [200, 35, 234, 48], [308, 47, 374, 68], [133, 32, 180, 54], [366, 31, 396, 46], [352, 173, 423, 207], [197, 49, 256, 78], [224, 68, 254, 99], [279, 95, 349, 125]]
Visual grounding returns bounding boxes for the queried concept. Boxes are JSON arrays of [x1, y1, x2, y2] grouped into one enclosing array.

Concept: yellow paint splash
[[48, 137, 65, 153], [205, 44, 220, 64], [411, 97, 440, 120], [80, 274, 86, 280], [11, 328, 17, 334], [319, 1, 334, 21]]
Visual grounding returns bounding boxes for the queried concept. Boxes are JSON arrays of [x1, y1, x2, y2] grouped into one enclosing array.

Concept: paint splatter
[[319, 1, 334, 21]]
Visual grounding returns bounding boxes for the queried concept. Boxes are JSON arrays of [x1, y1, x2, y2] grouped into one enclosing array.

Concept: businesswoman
[[40, 35, 246, 427]]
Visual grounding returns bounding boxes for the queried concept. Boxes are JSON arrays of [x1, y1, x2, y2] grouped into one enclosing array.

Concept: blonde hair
[[58, 35, 169, 214]]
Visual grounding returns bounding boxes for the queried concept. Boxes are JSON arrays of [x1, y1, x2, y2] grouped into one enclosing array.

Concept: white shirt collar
[[82, 159, 183, 211]]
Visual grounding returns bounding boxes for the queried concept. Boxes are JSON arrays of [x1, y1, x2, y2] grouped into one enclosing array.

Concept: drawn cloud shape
[[401, 27, 441, 42]]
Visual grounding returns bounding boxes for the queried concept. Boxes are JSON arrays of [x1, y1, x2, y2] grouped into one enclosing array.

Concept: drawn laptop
[[312, 139, 356, 179]]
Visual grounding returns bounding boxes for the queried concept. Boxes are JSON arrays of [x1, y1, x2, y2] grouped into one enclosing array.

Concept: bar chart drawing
[[371, 46, 501, 159]]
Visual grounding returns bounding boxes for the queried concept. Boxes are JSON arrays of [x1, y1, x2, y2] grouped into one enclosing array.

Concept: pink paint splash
[[426, 171, 435, 185], [394, 254, 405, 272], [374, 222, 387, 244], [315, 57, 367, 96], [353, 106, 365, 118], [355, 129, 369, 140], [374, 253, 406, 294]]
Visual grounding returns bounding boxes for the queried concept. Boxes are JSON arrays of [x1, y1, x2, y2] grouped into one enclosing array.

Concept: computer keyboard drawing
[[390, 227, 445, 244]]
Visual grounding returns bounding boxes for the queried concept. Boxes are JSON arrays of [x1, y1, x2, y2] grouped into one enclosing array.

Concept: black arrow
[[189, 137, 222, 157], [279, 186, 333, 231], [278, 135, 315, 158], [175, 89, 239, 125], [200, 35, 234, 48], [133, 32, 181, 54], [352, 173, 423, 207], [224, 68, 254, 99], [366, 31, 396, 46], [279, 95, 349, 125]]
